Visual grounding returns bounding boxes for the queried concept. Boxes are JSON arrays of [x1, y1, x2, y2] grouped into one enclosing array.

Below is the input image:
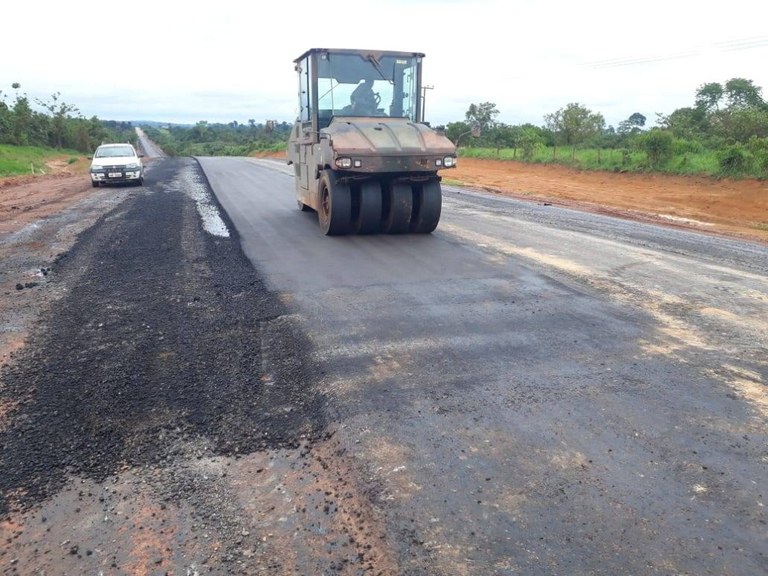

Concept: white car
[[89, 143, 144, 187]]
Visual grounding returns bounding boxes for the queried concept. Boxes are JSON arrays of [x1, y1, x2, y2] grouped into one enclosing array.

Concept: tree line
[[5, 76, 767, 178], [0, 83, 136, 152], [141, 120, 291, 157], [441, 77, 768, 177]]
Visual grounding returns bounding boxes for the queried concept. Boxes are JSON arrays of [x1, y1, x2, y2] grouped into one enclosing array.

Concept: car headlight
[[125, 163, 141, 170], [90, 166, 104, 172], [443, 156, 457, 168]]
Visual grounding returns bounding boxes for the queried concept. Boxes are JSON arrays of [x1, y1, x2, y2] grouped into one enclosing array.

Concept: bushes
[[518, 127, 543, 160], [715, 138, 768, 177], [636, 129, 674, 168], [746, 137, 768, 177], [672, 138, 704, 155], [717, 144, 753, 176]]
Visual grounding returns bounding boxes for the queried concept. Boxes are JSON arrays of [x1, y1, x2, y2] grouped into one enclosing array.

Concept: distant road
[[135, 127, 165, 158], [200, 156, 768, 575]]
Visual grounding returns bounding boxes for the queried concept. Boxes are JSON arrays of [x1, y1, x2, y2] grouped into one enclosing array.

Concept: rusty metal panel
[[324, 118, 455, 156]]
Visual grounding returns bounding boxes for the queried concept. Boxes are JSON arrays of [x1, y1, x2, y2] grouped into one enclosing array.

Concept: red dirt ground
[[446, 158, 768, 244]]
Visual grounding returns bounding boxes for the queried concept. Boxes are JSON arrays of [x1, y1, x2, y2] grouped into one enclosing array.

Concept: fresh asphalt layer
[[199, 156, 768, 575]]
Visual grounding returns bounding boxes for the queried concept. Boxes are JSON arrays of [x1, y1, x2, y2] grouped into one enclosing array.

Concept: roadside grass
[[157, 140, 287, 157], [252, 142, 289, 154], [0, 144, 85, 177], [459, 147, 747, 178]]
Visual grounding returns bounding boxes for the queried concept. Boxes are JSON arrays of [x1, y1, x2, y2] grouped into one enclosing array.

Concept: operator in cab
[[348, 79, 380, 115]]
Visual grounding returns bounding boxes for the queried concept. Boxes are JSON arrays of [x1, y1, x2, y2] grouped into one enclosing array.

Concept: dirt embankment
[[446, 158, 768, 244], [0, 160, 92, 236]]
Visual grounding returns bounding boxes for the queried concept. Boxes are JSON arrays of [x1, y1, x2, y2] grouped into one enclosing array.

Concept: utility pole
[[421, 85, 434, 121]]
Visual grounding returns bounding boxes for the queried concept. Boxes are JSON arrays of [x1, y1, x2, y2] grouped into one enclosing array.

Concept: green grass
[[0, 144, 83, 177], [458, 146, 761, 179], [255, 142, 289, 154]]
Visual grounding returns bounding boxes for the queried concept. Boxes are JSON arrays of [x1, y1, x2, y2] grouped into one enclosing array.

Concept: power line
[[715, 36, 768, 51], [582, 51, 699, 70], [579, 35, 768, 71]]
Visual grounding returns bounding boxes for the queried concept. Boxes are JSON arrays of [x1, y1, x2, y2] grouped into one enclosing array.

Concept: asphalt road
[[200, 156, 768, 575], [136, 127, 166, 158]]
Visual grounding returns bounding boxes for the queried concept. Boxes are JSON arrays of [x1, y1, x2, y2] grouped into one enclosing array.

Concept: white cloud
[[2, 0, 767, 128]]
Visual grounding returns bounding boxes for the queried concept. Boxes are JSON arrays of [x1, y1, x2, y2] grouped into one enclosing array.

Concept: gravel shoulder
[[0, 158, 397, 574]]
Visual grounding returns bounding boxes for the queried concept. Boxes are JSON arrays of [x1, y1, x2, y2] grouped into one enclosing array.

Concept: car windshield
[[95, 146, 134, 158]]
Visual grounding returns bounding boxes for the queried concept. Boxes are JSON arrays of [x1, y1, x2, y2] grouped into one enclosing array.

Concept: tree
[[12, 93, 33, 146], [695, 82, 724, 112], [685, 78, 767, 143], [445, 121, 470, 146], [517, 125, 544, 160], [724, 78, 763, 110], [35, 92, 79, 148], [656, 107, 707, 140], [617, 112, 647, 136], [487, 123, 516, 156], [465, 102, 499, 133], [0, 91, 9, 144], [544, 102, 605, 158], [190, 121, 210, 142], [716, 107, 768, 141], [628, 112, 646, 127]]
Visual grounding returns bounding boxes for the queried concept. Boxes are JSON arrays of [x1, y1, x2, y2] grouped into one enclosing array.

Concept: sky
[[3, 0, 768, 129]]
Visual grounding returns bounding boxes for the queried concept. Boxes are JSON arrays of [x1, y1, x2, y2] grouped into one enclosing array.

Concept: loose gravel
[[0, 158, 327, 519]]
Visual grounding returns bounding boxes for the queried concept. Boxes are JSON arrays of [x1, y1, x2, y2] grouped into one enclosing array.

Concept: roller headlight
[[335, 157, 352, 169]]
